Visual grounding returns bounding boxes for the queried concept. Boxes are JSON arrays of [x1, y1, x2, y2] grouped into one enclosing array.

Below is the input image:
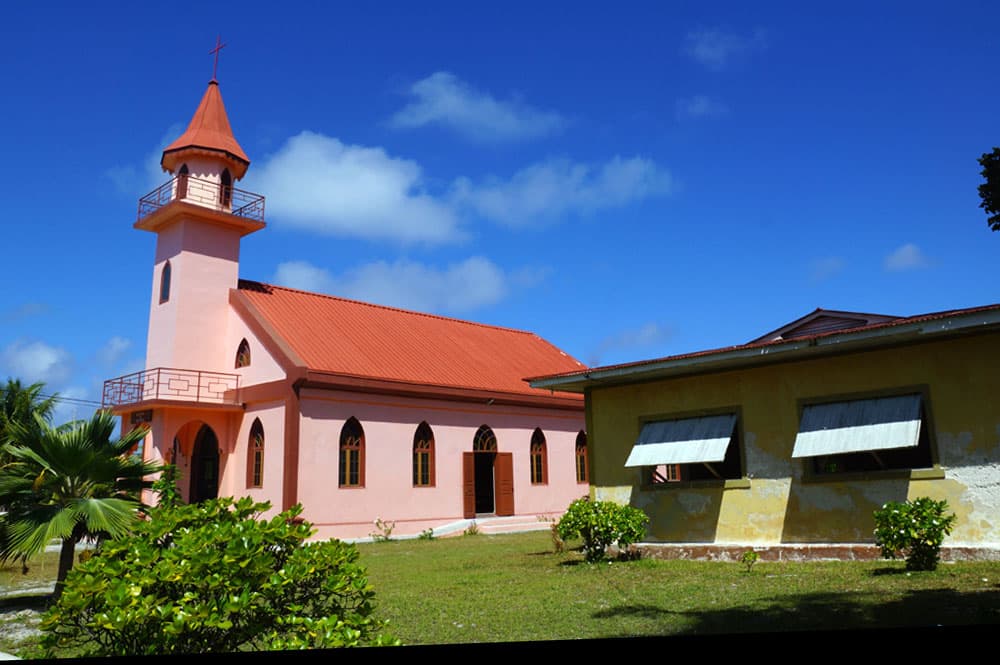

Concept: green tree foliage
[[556, 496, 648, 562], [40, 488, 398, 656], [0, 379, 57, 459], [978, 147, 1000, 231], [0, 409, 159, 597], [873, 497, 956, 571]]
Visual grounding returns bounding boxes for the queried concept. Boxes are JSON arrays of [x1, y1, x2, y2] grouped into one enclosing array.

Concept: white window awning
[[791, 394, 922, 458], [624, 413, 737, 467]]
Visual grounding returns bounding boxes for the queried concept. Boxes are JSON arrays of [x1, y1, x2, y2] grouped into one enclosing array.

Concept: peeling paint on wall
[[945, 464, 1000, 545], [744, 432, 792, 484]]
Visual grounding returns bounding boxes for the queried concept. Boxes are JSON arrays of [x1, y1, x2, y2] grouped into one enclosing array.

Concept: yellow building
[[530, 306, 1000, 560]]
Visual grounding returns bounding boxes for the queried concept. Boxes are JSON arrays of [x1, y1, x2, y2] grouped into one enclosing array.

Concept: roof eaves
[[529, 304, 1000, 392]]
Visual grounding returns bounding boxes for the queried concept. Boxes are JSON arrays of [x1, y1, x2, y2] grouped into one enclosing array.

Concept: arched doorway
[[463, 425, 513, 518], [189, 424, 219, 503]]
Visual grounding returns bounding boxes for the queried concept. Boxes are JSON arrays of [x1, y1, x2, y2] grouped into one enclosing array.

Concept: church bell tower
[[135, 64, 265, 374]]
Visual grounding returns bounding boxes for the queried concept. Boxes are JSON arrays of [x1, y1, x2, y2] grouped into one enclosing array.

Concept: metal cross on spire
[[209, 35, 226, 81]]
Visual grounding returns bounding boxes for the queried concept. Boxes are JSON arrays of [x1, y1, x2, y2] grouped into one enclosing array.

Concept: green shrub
[[417, 528, 435, 541], [873, 497, 956, 571], [556, 497, 648, 562], [740, 550, 759, 573], [40, 494, 398, 656]]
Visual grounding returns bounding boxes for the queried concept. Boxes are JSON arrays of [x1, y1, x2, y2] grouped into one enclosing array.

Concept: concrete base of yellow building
[[635, 543, 1000, 562]]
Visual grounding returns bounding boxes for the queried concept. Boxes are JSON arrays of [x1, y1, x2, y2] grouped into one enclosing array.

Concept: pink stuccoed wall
[[226, 312, 286, 386], [295, 388, 586, 540], [146, 218, 243, 373], [224, 400, 286, 509]]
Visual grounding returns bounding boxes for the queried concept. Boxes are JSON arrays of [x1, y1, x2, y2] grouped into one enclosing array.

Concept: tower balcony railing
[[102, 367, 241, 409], [137, 175, 265, 224]]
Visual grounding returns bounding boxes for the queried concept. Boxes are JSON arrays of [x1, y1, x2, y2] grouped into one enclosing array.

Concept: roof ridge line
[[238, 279, 539, 337]]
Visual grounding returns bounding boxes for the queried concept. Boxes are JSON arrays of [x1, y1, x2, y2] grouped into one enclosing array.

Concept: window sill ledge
[[641, 478, 751, 491], [801, 467, 946, 484]]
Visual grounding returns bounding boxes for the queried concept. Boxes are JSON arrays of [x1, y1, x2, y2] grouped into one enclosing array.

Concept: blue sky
[[1, 2, 997, 424]]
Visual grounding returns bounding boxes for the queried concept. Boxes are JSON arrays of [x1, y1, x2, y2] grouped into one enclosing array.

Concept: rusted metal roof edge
[[529, 306, 1000, 393]]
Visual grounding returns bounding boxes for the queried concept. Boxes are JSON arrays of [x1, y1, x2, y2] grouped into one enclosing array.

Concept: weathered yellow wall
[[588, 331, 1000, 545]]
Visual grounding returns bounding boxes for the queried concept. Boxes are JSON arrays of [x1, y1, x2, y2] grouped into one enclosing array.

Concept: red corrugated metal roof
[[238, 280, 585, 398]]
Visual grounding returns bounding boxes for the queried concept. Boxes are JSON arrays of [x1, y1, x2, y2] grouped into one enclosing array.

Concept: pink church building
[[102, 77, 589, 539]]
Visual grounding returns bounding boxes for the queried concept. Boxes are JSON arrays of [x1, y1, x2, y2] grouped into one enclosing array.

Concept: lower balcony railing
[[102, 367, 240, 409]]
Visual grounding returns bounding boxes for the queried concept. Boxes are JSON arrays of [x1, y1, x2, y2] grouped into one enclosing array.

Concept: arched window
[[235, 338, 251, 368], [220, 168, 232, 208], [246, 418, 264, 488], [159, 261, 172, 304], [177, 163, 189, 199], [339, 417, 365, 487], [473, 424, 497, 452], [530, 428, 547, 484], [575, 431, 589, 484], [413, 421, 435, 487]]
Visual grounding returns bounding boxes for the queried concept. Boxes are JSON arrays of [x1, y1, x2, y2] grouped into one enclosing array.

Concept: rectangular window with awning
[[627, 412, 743, 484], [792, 393, 934, 475]]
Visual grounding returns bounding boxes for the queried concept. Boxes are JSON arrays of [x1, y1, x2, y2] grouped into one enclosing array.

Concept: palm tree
[[0, 378, 58, 454], [0, 409, 162, 599]]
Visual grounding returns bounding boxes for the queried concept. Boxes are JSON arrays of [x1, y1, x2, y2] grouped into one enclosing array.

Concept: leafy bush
[[740, 550, 759, 573], [556, 497, 648, 562], [873, 497, 956, 571], [417, 528, 435, 541], [40, 491, 398, 656]]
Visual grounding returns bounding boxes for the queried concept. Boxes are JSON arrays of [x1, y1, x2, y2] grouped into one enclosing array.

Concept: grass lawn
[[3, 532, 999, 656], [356, 531, 1000, 647]]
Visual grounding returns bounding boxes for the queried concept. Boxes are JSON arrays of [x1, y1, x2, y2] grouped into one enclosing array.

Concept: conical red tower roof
[[161, 80, 250, 179]]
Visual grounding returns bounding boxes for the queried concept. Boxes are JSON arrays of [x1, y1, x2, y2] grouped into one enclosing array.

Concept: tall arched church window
[[159, 261, 172, 304], [339, 417, 365, 487], [177, 163, 189, 199], [473, 424, 497, 452], [220, 168, 232, 208], [575, 431, 589, 484], [235, 338, 251, 368], [530, 428, 547, 484], [246, 418, 264, 488], [413, 421, 435, 487]]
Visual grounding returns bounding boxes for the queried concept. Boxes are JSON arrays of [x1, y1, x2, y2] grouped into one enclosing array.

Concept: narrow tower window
[[339, 417, 365, 487], [413, 421, 435, 487], [235, 338, 251, 368], [220, 168, 232, 208], [159, 261, 171, 304], [530, 428, 547, 485], [177, 164, 189, 199], [246, 418, 264, 488]]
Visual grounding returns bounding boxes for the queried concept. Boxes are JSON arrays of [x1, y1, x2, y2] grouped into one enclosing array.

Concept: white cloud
[[810, 256, 845, 282], [389, 72, 565, 142], [252, 131, 462, 245], [884, 243, 930, 272], [675, 95, 728, 119], [274, 257, 514, 313], [587, 322, 672, 366], [683, 28, 767, 71], [0, 339, 74, 386], [452, 156, 673, 227], [96, 336, 133, 367], [105, 123, 183, 195]]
